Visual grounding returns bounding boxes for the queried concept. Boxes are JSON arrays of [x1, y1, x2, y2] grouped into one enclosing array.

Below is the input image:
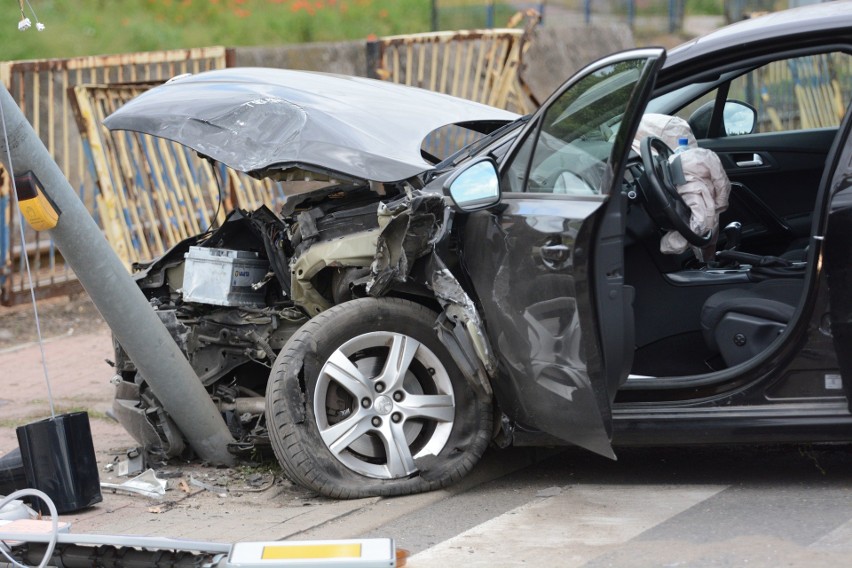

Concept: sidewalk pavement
[[0, 328, 454, 547]]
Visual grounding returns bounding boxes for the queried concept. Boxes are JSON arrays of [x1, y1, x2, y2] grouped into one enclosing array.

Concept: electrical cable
[[0, 91, 56, 419], [22, 0, 40, 23], [17, 0, 44, 31], [0, 489, 59, 568], [202, 157, 224, 235]]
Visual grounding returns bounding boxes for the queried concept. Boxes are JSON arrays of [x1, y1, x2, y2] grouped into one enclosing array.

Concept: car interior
[[624, 49, 850, 380]]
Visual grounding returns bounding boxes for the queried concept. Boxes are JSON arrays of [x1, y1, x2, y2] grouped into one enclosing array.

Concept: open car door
[[461, 49, 666, 458], [823, 97, 852, 411]]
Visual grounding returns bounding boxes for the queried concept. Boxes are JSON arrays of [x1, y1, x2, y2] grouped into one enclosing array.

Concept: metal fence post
[[365, 40, 381, 79], [432, 0, 439, 31]]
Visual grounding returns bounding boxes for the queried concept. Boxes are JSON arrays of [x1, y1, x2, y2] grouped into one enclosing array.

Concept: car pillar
[[0, 84, 236, 466]]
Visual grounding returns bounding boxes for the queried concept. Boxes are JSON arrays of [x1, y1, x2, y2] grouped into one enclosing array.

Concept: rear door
[[460, 49, 665, 458]]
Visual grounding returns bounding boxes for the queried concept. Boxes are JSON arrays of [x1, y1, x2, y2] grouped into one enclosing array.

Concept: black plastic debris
[[0, 447, 27, 496], [16, 412, 102, 513]]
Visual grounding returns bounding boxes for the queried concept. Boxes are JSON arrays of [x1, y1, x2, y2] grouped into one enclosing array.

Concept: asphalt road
[[4, 328, 852, 566], [311, 444, 852, 567]]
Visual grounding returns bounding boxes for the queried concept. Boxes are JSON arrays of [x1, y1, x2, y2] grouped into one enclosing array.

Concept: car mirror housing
[[722, 100, 757, 136], [443, 157, 501, 212], [688, 100, 757, 138]]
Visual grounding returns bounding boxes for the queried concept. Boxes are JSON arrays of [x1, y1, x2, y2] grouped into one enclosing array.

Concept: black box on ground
[[16, 411, 102, 513]]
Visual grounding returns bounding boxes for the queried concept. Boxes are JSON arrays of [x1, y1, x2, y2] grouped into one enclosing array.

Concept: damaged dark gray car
[[106, 3, 852, 499], [105, 68, 516, 496]]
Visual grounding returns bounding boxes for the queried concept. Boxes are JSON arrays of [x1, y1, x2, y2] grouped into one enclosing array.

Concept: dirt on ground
[[0, 293, 107, 349], [0, 293, 317, 521]]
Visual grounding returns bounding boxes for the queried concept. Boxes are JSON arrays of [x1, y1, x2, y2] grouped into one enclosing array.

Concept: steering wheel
[[639, 136, 713, 247]]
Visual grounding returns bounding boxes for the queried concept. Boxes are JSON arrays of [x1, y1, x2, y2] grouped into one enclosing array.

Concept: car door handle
[[735, 153, 764, 167]]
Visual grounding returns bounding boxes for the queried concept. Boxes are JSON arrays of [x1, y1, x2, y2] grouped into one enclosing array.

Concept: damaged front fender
[[289, 187, 497, 400], [429, 259, 495, 396], [367, 191, 445, 297]]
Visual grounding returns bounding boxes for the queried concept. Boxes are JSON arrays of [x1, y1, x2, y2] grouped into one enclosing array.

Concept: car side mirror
[[723, 100, 757, 136], [688, 100, 757, 138], [443, 157, 501, 212]]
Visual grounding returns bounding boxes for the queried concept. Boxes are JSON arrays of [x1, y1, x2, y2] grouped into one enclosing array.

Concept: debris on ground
[[100, 469, 167, 499]]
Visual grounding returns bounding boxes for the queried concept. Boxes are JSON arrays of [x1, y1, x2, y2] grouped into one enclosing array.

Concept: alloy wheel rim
[[314, 331, 456, 479]]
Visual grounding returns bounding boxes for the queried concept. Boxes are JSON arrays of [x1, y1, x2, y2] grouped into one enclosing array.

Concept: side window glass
[[503, 58, 648, 195], [730, 52, 852, 134], [504, 128, 536, 193], [673, 90, 717, 124]]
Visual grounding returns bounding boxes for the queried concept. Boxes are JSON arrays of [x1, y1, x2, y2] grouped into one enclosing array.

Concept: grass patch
[[2, 1, 530, 61], [2, 0, 440, 61], [0, 406, 110, 429], [685, 0, 724, 16], [434, 4, 518, 31]]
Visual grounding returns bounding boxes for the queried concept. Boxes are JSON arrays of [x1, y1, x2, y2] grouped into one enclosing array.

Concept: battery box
[[182, 247, 270, 307]]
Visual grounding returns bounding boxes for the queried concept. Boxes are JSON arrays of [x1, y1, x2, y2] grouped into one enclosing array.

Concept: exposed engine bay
[[109, 178, 492, 460]]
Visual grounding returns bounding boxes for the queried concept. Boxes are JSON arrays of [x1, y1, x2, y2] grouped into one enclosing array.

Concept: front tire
[[265, 297, 493, 498]]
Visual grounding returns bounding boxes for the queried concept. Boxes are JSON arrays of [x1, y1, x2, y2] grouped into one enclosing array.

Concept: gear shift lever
[[722, 221, 742, 251]]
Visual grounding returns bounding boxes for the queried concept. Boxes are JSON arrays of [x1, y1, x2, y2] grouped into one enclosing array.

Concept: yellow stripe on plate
[[262, 544, 362, 560]]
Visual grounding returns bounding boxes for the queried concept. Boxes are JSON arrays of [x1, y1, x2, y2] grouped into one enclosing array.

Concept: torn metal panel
[[419, 250, 497, 396], [368, 206, 411, 296], [429, 261, 497, 375], [111, 380, 186, 460], [435, 313, 493, 397], [100, 469, 167, 499], [289, 228, 381, 315], [360, 190, 495, 395], [368, 192, 445, 297]]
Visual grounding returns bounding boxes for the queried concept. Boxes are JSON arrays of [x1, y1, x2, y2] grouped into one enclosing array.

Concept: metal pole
[[0, 83, 236, 466], [431, 0, 438, 31], [584, 0, 591, 24], [669, 0, 676, 33]]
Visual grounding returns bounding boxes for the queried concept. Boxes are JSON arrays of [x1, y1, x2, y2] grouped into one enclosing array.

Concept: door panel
[[703, 126, 836, 248], [462, 196, 615, 457], [459, 49, 665, 457]]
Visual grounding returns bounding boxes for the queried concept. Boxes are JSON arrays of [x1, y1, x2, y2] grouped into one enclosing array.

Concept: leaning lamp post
[[0, 83, 236, 466]]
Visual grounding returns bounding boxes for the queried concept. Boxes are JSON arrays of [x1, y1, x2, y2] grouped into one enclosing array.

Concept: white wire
[[22, 0, 41, 25], [0, 489, 59, 568], [0, 91, 56, 418]]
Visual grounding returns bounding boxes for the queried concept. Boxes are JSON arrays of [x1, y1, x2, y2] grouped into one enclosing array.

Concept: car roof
[[662, 2, 852, 86]]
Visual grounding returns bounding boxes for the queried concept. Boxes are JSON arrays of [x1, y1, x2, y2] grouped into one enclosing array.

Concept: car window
[[672, 52, 852, 136], [504, 58, 649, 195]]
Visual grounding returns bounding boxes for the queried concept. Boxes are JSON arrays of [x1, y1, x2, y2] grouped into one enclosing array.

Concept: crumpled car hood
[[103, 67, 518, 183]]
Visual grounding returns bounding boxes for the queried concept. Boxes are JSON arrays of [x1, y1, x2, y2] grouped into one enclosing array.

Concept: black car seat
[[700, 278, 803, 367]]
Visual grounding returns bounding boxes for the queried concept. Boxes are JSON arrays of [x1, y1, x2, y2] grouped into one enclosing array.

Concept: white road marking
[[409, 484, 726, 567], [809, 517, 852, 552]]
